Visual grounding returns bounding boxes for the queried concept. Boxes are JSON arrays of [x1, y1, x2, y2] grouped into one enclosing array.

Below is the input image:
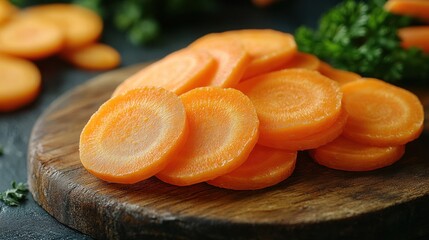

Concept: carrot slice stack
[[281, 52, 320, 70], [112, 48, 216, 96], [189, 33, 251, 88], [0, 54, 41, 112], [223, 29, 297, 79], [398, 26, 429, 53], [207, 145, 297, 190], [61, 43, 121, 70], [341, 78, 424, 147], [310, 136, 406, 171], [318, 61, 362, 85], [384, 0, 429, 23], [157, 87, 259, 186], [237, 69, 342, 148], [79, 87, 188, 184]]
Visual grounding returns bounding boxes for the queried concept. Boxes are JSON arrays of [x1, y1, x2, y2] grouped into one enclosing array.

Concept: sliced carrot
[[0, 0, 18, 24], [23, 4, 103, 49], [263, 109, 348, 151], [318, 61, 362, 85], [61, 43, 121, 70], [398, 26, 429, 53], [189, 33, 251, 88], [222, 29, 297, 79], [207, 145, 297, 190], [384, 0, 429, 23], [79, 87, 188, 184], [280, 52, 320, 70], [310, 136, 406, 171], [0, 54, 41, 112], [112, 48, 216, 97], [237, 69, 342, 146], [0, 15, 64, 59], [341, 78, 424, 147], [157, 87, 259, 186]]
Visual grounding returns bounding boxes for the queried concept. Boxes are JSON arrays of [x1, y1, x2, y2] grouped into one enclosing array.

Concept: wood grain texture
[[28, 64, 429, 240]]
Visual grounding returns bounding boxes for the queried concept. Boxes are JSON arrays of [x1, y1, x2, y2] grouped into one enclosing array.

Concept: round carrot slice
[[61, 43, 121, 70], [341, 78, 424, 147], [189, 33, 251, 88], [0, 0, 18, 24], [157, 87, 259, 186], [318, 61, 362, 85], [223, 29, 297, 79], [79, 87, 188, 184], [0, 16, 64, 59], [0, 54, 41, 112], [24, 3, 103, 49], [263, 109, 348, 151], [398, 26, 429, 53], [310, 136, 406, 171], [384, 0, 429, 23], [112, 48, 216, 97], [237, 69, 343, 146], [207, 145, 297, 190], [281, 52, 320, 70]]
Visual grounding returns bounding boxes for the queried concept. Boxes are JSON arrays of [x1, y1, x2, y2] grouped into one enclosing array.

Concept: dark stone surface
[[0, 1, 343, 239]]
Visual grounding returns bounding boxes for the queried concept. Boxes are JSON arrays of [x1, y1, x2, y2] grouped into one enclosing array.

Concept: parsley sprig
[[295, 0, 429, 84], [0, 181, 29, 207]]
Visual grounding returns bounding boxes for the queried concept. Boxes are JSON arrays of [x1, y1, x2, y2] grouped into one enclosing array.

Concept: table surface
[[0, 0, 400, 239]]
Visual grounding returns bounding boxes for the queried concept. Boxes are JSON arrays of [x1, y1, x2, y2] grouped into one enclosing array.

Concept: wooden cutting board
[[28, 64, 429, 240]]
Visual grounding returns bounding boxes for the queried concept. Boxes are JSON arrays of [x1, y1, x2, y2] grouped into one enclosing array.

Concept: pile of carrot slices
[[0, 1, 120, 112], [80, 29, 425, 190]]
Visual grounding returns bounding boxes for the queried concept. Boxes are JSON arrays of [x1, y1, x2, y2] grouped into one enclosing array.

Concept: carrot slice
[[112, 48, 216, 97], [0, 0, 18, 24], [157, 87, 259, 186], [24, 4, 103, 49], [223, 29, 297, 79], [318, 61, 362, 85], [341, 78, 424, 147], [310, 136, 406, 171], [398, 26, 429, 53], [280, 52, 320, 70], [61, 43, 121, 70], [207, 145, 297, 190], [0, 54, 41, 112], [0, 16, 64, 59], [79, 87, 188, 184], [237, 69, 342, 146], [385, 0, 429, 23], [189, 33, 251, 88], [262, 109, 348, 151]]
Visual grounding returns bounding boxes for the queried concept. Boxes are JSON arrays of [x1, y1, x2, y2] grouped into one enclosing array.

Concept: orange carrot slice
[[189, 33, 251, 88], [61, 43, 121, 70], [157, 87, 259, 186], [0, 16, 64, 59], [341, 78, 424, 147], [0, 54, 41, 112], [79, 87, 188, 184], [385, 0, 429, 23], [0, 0, 18, 24], [24, 4, 103, 49], [223, 29, 297, 79], [398, 26, 429, 53], [310, 136, 406, 171], [112, 48, 216, 97], [237, 69, 342, 146], [207, 145, 297, 190], [281, 52, 320, 70], [263, 109, 348, 151], [318, 61, 362, 85]]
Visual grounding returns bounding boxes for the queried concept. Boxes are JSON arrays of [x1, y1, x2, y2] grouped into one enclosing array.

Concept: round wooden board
[[28, 64, 429, 240]]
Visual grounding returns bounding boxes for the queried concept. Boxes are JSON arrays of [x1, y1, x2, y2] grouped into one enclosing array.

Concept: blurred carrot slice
[[0, 0, 18, 24], [384, 0, 429, 23], [398, 26, 429, 53], [0, 16, 64, 59], [0, 54, 41, 112], [61, 43, 121, 70], [24, 4, 103, 49], [207, 145, 297, 190], [281, 52, 320, 70], [318, 61, 362, 85]]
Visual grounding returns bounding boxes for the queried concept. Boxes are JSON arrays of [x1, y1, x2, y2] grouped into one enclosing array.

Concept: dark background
[[0, 0, 355, 239]]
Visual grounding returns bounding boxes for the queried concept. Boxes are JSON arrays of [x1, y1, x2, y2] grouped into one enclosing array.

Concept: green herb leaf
[[0, 181, 28, 207]]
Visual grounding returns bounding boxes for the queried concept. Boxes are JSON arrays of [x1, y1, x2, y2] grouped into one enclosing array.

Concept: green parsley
[[0, 181, 28, 207], [295, 0, 429, 84]]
